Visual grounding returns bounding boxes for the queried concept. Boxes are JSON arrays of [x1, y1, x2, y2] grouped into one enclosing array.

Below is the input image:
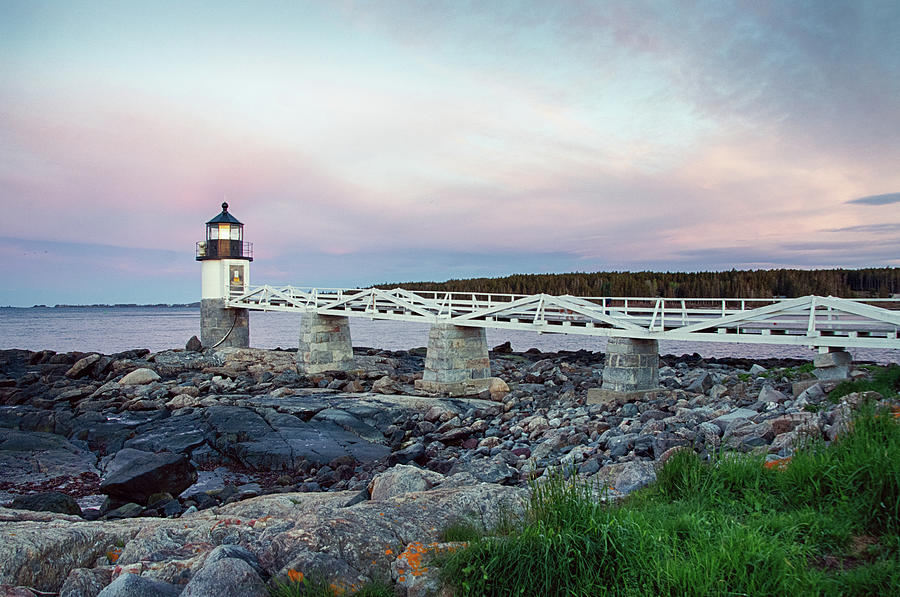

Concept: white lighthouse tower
[[196, 202, 252, 348]]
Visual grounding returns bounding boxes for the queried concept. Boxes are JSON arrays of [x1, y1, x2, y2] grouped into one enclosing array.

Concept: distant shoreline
[[1, 303, 201, 309]]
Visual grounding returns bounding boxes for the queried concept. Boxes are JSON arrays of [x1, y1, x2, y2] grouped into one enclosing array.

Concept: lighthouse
[[196, 202, 252, 348]]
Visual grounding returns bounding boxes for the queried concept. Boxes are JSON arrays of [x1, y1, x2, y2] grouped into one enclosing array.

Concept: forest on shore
[[379, 267, 899, 299]]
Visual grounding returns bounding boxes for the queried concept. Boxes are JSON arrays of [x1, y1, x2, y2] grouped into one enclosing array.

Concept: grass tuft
[[440, 519, 484, 543], [829, 364, 900, 402]]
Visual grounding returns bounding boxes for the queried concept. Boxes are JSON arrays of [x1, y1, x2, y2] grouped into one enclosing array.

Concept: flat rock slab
[[0, 483, 526, 593], [202, 405, 390, 468], [248, 393, 497, 426], [123, 413, 209, 454], [310, 408, 385, 444], [0, 429, 99, 488]]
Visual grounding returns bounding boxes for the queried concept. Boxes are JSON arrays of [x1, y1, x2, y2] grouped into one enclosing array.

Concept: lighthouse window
[[230, 225, 242, 240], [209, 226, 218, 240]]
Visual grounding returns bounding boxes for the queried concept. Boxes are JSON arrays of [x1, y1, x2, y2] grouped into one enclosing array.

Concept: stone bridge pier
[[295, 315, 500, 395], [297, 313, 355, 374], [813, 347, 852, 380], [588, 337, 661, 405], [414, 323, 494, 396]]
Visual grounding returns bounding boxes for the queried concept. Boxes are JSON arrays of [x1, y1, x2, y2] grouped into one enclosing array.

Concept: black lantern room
[[196, 202, 253, 261]]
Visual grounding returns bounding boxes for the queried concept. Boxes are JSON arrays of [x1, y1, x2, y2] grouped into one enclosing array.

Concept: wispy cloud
[[846, 193, 900, 206], [1, 2, 899, 304], [826, 222, 900, 233]]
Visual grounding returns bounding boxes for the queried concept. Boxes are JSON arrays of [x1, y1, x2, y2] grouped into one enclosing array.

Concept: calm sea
[[0, 307, 898, 364]]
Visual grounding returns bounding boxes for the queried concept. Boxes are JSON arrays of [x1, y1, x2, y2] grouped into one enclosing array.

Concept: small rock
[[687, 372, 713, 393], [185, 336, 202, 352], [489, 377, 510, 401], [449, 458, 519, 484], [104, 502, 143, 519], [607, 433, 637, 458], [758, 385, 787, 403], [711, 408, 759, 433], [65, 354, 100, 379], [708, 384, 728, 400], [620, 403, 639, 418], [342, 380, 364, 393], [372, 376, 398, 395], [119, 368, 161, 386]]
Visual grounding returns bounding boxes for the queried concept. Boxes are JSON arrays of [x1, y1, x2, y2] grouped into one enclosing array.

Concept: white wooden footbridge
[[227, 286, 900, 350], [196, 204, 898, 395]]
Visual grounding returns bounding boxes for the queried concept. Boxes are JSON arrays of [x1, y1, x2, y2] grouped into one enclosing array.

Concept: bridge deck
[[227, 286, 900, 350]]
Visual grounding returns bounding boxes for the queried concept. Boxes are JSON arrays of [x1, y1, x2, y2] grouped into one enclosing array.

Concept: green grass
[[739, 362, 815, 383], [441, 518, 485, 543], [829, 364, 900, 402], [440, 399, 900, 596]]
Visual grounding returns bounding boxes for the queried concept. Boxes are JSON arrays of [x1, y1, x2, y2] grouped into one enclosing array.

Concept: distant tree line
[[378, 268, 900, 298]]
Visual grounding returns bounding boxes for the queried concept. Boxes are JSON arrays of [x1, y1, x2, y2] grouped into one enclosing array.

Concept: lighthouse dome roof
[[206, 202, 243, 225]]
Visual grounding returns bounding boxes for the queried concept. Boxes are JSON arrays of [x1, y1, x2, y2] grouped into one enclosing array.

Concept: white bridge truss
[[227, 286, 900, 350]]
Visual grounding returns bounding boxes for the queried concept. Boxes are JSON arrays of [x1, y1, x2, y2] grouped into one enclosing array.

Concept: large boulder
[[96, 573, 179, 597], [180, 557, 267, 597], [59, 567, 111, 597], [614, 461, 657, 495], [368, 464, 445, 501], [100, 449, 197, 505]]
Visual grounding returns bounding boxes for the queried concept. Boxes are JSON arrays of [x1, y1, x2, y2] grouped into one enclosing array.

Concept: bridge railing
[[225, 286, 900, 348]]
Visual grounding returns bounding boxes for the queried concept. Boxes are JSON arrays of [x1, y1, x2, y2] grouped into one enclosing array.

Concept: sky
[[1, 0, 899, 306]]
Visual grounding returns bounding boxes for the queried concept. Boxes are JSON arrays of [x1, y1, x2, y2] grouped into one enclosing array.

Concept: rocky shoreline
[[0, 343, 889, 596]]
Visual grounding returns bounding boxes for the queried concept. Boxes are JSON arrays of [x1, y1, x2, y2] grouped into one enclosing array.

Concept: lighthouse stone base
[[200, 299, 250, 349]]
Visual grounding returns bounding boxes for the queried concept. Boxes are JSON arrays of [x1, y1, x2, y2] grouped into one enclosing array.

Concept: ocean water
[[1, 307, 898, 364]]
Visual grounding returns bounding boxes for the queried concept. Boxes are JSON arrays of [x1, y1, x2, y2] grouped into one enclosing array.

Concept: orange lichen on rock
[[106, 547, 122, 564], [328, 580, 359, 595], [394, 541, 467, 579], [287, 568, 303, 583], [764, 457, 792, 470], [209, 517, 244, 531]]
